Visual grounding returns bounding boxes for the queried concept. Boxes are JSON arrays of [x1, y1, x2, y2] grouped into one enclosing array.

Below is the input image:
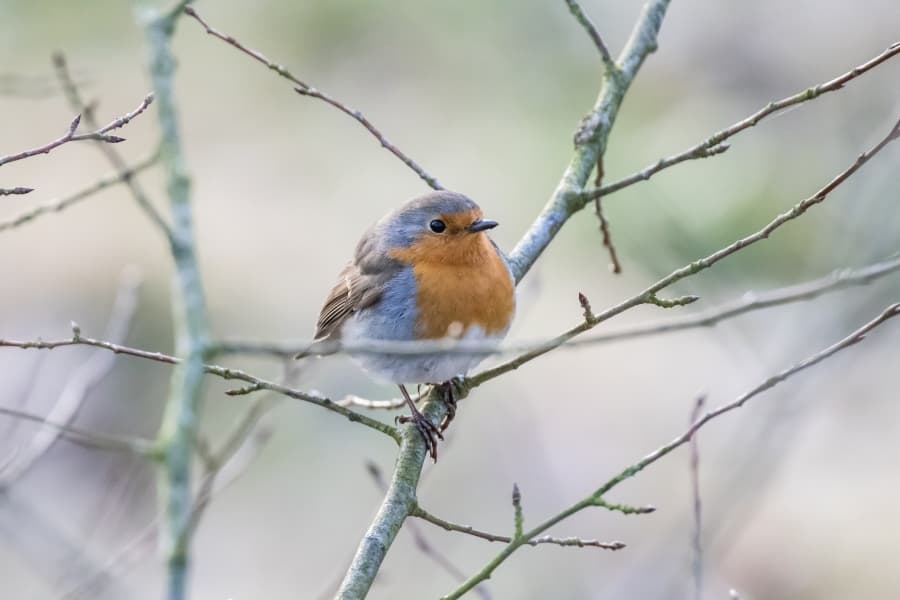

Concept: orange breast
[[390, 235, 515, 339]]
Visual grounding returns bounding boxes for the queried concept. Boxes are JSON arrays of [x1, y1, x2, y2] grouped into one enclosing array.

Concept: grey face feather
[[374, 191, 480, 250]]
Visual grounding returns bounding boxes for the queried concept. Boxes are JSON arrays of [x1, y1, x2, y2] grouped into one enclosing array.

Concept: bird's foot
[[436, 377, 465, 433], [397, 409, 443, 462]]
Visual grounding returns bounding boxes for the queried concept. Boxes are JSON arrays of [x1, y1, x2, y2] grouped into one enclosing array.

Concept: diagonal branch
[[0, 149, 160, 233], [445, 303, 900, 599], [592, 40, 900, 199], [53, 52, 172, 237], [0, 268, 143, 487], [0, 333, 400, 441], [471, 116, 900, 386], [562, 0, 616, 72], [335, 3, 673, 598], [0, 94, 153, 168], [183, 5, 443, 190], [412, 504, 625, 551]]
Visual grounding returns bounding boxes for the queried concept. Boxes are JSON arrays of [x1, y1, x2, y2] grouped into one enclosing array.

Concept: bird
[[309, 190, 516, 460]]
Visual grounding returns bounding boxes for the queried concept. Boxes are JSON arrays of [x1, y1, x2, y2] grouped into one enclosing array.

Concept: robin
[[310, 191, 516, 460]]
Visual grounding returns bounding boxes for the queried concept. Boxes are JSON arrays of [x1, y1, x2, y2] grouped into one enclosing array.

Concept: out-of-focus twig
[[53, 52, 172, 237], [562, 0, 617, 72], [688, 395, 706, 600], [182, 5, 443, 191], [0, 94, 153, 167], [0, 150, 160, 233], [0, 268, 144, 488]]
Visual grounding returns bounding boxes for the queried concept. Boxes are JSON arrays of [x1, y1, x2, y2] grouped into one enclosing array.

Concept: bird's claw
[[397, 411, 443, 462]]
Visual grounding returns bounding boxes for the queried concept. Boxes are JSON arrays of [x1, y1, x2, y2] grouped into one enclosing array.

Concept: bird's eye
[[429, 219, 446, 233]]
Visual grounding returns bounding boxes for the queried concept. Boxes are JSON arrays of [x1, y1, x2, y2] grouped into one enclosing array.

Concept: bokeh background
[[2, 1, 899, 598]]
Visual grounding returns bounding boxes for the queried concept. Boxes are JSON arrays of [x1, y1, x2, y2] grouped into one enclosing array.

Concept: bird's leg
[[396, 384, 443, 461], [436, 377, 464, 433]]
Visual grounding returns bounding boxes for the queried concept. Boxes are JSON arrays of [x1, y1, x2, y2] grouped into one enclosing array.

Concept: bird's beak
[[468, 219, 498, 233]]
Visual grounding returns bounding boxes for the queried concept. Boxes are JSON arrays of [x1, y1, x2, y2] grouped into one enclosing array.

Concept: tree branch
[[335, 3, 673, 597], [0, 267, 143, 487], [471, 117, 900, 386], [0, 333, 400, 440], [135, 4, 208, 599], [506, 0, 671, 282], [53, 52, 173, 237], [445, 303, 900, 598], [0, 149, 160, 233], [0, 94, 153, 168], [562, 0, 617, 72], [412, 504, 625, 551], [182, 5, 442, 191], [593, 40, 900, 199]]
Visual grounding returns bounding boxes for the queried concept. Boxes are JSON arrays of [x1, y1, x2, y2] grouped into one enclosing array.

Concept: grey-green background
[[2, 1, 899, 598]]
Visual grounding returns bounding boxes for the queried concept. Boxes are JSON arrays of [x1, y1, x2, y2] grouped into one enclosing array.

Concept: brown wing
[[314, 260, 388, 340]]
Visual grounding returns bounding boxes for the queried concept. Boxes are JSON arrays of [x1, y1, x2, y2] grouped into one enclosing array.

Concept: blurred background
[[1, 1, 899, 598]]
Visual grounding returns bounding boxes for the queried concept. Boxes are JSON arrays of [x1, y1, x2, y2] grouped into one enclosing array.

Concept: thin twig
[[0, 149, 160, 233], [472, 117, 900, 386], [0, 268, 144, 487], [592, 41, 900, 199], [361, 462, 492, 600], [53, 52, 172, 237], [563, 0, 616, 71], [0, 94, 153, 167], [0, 334, 399, 440], [0, 187, 34, 196], [0, 406, 154, 457], [593, 154, 623, 273], [445, 303, 900, 598], [183, 5, 442, 190], [688, 395, 706, 600], [412, 505, 625, 551]]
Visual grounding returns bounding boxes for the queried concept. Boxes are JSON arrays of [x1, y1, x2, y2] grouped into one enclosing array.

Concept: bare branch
[[472, 117, 900, 386], [446, 303, 900, 598], [0, 406, 154, 457], [412, 504, 624, 551], [53, 53, 172, 236], [183, 5, 443, 190], [689, 395, 706, 600], [0, 268, 144, 487], [0, 333, 400, 440], [0, 149, 161, 233], [0, 94, 153, 168], [593, 40, 900, 198], [563, 0, 616, 72]]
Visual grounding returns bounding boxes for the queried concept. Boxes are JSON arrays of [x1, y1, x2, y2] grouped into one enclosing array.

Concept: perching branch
[[0, 333, 400, 441], [688, 395, 706, 600], [0, 94, 153, 168], [445, 303, 900, 598], [182, 5, 443, 191], [335, 3, 672, 597]]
